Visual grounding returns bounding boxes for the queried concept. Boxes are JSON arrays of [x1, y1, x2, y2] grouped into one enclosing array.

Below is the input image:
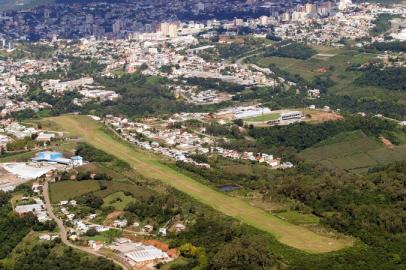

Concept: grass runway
[[43, 115, 353, 253]]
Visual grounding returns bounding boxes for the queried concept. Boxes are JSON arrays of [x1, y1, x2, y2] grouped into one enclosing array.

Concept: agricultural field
[[251, 46, 406, 103], [50, 179, 152, 204], [49, 180, 101, 203], [0, 151, 35, 163], [299, 130, 406, 172], [41, 114, 353, 253], [92, 181, 152, 200]]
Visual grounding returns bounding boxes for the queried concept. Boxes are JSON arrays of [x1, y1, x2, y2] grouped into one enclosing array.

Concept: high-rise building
[[281, 12, 290, 22], [233, 18, 244, 26], [113, 20, 121, 34], [86, 14, 94, 24], [292, 11, 306, 21], [338, 0, 353, 10], [196, 2, 205, 11], [305, 3, 317, 14], [159, 22, 178, 38], [259, 16, 270, 26], [44, 9, 50, 19]]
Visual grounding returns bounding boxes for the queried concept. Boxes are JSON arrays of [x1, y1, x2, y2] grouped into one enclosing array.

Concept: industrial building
[[32, 151, 84, 166], [268, 111, 304, 126]]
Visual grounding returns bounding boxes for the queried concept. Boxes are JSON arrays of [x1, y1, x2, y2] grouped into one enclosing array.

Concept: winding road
[[43, 181, 130, 270]]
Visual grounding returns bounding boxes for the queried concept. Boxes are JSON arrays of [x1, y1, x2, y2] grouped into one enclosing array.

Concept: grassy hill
[[299, 130, 406, 173], [252, 46, 406, 104]]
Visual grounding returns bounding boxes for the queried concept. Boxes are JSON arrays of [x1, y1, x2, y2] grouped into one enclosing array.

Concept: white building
[[110, 240, 170, 267]]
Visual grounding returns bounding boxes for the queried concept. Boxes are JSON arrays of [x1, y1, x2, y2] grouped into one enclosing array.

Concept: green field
[[50, 179, 152, 204], [102, 191, 136, 210], [42, 115, 353, 253], [299, 130, 406, 172], [244, 112, 280, 122], [50, 180, 101, 203], [252, 46, 406, 102], [275, 211, 320, 225], [0, 151, 35, 163]]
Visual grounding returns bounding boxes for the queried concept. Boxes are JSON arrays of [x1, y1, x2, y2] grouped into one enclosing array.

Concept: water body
[[218, 185, 241, 192]]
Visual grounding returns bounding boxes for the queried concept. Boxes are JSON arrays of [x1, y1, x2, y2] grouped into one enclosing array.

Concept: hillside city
[[0, 0, 405, 269]]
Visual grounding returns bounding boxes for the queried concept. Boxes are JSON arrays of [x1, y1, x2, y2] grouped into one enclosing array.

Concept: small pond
[[218, 185, 241, 192]]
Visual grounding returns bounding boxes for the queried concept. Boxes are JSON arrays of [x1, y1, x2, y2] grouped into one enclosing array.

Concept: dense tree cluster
[[270, 161, 406, 269], [175, 157, 406, 270], [366, 41, 406, 52], [94, 73, 191, 117], [356, 66, 406, 91], [65, 57, 106, 80], [264, 43, 316, 60], [75, 143, 115, 162], [170, 215, 274, 270], [184, 77, 245, 93], [125, 194, 181, 224], [12, 242, 121, 270], [215, 38, 266, 60], [0, 208, 35, 258], [0, 197, 38, 260], [75, 143, 131, 170], [370, 13, 399, 36], [249, 116, 399, 151], [77, 194, 104, 210]]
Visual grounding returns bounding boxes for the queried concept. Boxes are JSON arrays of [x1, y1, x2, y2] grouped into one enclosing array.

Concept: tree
[[212, 236, 273, 269], [105, 229, 122, 244]]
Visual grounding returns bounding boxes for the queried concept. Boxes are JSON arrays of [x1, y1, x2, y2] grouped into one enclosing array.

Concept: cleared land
[[253, 46, 406, 102], [299, 130, 406, 172], [50, 180, 101, 202], [102, 191, 135, 210], [43, 115, 353, 253], [276, 211, 320, 226], [50, 179, 152, 204]]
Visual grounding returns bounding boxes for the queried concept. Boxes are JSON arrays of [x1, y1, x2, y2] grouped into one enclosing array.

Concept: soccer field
[[243, 113, 281, 122], [42, 115, 353, 253]]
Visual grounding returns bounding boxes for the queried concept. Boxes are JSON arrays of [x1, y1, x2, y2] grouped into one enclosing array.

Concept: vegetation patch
[[275, 211, 320, 225], [265, 42, 317, 60], [355, 66, 406, 91], [299, 130, 406, 171], [369, 13, 400, 36], [50, 180, 101, 203], [102, 191, 136, 210], [44, 114, 353, 253]]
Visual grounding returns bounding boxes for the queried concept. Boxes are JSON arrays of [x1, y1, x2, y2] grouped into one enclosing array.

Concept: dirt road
[[43, 181, 130, 270]]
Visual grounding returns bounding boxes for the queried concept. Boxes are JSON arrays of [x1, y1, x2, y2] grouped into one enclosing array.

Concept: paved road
[[43, 181, 130, 270], [235, 43, 275, 69]]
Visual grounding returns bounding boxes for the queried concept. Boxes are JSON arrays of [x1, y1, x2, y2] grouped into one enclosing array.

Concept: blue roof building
[[34, 151, 63, 161], [33, 151, 84, 166], [33, 151, 70, 164]]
